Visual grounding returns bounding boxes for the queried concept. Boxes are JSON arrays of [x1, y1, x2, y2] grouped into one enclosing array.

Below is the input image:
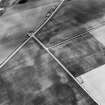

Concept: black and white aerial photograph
[[0, 0, 105, 105]]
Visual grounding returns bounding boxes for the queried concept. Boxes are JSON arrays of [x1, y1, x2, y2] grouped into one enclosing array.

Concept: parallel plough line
[[48, 20, 105, 49]]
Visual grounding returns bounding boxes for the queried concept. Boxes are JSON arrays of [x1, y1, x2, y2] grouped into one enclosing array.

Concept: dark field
[[0, 38, 97, 105], [49, 31, 105, 77]]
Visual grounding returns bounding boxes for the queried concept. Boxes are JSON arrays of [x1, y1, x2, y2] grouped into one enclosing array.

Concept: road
[[0, 0, 60, 64]]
